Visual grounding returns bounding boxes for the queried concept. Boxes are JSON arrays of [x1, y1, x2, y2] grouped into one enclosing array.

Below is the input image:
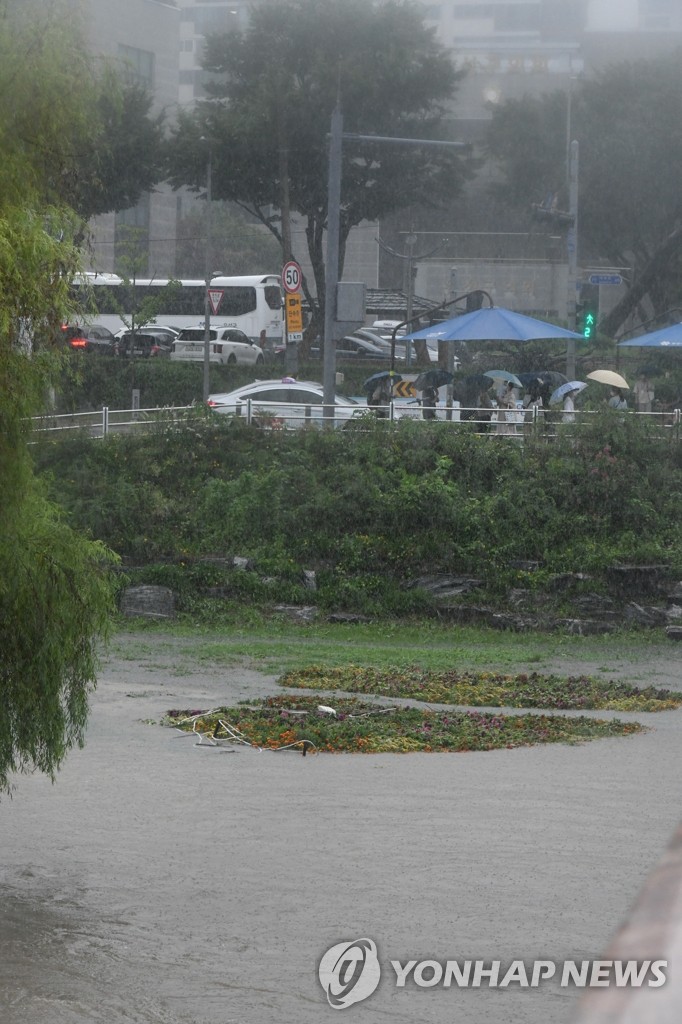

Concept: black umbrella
[[414, 369, 454, 391], [363, 370, 402, 392], [517, 371, 567, 389]]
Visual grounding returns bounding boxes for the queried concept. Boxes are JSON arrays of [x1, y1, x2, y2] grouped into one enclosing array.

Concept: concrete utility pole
[[566, 138, 579, 380], [202, 145, 213, 403], [322, 115, 466, 417], [322, 105, 343, 420], [278, 112, 298, 376]]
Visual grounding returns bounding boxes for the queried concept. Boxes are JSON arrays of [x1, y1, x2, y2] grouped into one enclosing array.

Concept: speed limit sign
[[282, 260, 302, 294]]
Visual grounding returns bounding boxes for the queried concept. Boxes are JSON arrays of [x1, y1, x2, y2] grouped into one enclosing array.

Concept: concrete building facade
[[79, 0, 180, 276], [405, 0, 682, 314], [78, 0, 682, 309]]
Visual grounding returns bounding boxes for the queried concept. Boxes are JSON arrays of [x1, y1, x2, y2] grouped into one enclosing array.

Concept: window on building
[[452, 3, 541, 30], [452, 4, 495, 16], [640, 0, 678, 30], [118, 45, 154, 88], [494, 4, 540, 33]]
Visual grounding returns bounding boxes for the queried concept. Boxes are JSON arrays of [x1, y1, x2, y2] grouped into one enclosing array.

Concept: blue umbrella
[[617, 322, 682, 347], [484, 369, 523, 387], [403, 307, 585, 343], [549, 380, 588, 406]]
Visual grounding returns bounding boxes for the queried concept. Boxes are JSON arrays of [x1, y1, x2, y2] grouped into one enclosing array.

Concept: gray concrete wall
[[80, 0, 180, 276]]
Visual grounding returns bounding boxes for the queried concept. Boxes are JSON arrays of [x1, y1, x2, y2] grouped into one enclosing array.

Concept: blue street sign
[[588, 273, 622, 286]]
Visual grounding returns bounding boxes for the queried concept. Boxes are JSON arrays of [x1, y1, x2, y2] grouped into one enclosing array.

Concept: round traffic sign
[[282, 260, 302, 294]]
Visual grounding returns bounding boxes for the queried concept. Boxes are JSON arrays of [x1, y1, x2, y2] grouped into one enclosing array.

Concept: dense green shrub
[[33, 411, 682, 613]]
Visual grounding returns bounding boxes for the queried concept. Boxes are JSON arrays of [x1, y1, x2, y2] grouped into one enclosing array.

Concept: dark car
[[117, 327, 178, 358], [310, 335, 390, 360], [336, 335, 389, 360], [62, 324, 117, 354]]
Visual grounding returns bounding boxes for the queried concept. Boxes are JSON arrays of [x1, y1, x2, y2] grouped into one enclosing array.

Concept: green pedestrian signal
[[577, 284, 599, 341], [583, 310, 596, 339]]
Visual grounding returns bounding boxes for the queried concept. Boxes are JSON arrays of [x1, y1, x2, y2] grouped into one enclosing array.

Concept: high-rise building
[[177, 0, 250, 107]]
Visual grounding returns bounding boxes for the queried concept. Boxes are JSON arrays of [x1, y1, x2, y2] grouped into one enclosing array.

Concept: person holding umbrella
[[496, 379, 521, 435], [421, 385, 438, 420], [608, 387, 628, 410], [548, 380, 588, 424], [562, 388, 578, 423], [414, 369, 452, 420], [364, 371, 397, 418]]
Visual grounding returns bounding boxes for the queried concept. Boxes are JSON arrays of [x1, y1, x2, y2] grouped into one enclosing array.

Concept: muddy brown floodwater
[[1, 633, 681, 1023]]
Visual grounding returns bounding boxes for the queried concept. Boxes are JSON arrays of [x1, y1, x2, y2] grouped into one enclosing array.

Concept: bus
[[70, 272, 285, 345]]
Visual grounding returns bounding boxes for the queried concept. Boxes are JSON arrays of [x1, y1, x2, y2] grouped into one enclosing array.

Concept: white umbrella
[[484, 370, 523, 387], [587, 369, 630, 389], [549, 381, 588, 406]]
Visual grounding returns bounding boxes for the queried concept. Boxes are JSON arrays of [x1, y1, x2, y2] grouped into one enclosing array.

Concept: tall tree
[[0, 0, 116, 795], [0, 0, 165, 242], [65, 69, 166, 224], [485, 52, 682, 335], [167, 0, 472, 341], [175, 202, 282, 278]]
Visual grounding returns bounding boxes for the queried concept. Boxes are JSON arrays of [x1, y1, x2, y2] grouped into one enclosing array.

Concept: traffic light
[[577, 284, 598, 340], [581, 307, 597, 340]]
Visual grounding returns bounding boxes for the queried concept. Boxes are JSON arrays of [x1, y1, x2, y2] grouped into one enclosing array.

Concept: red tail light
[[70, 338, 88, 349]]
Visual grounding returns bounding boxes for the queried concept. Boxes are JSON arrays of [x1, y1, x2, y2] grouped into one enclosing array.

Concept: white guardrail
[[31, 403, 682, 439]]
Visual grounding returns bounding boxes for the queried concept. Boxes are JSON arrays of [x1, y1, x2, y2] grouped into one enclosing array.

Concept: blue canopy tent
[[617, 322, 682, 348], [402, 307, 585, 343]]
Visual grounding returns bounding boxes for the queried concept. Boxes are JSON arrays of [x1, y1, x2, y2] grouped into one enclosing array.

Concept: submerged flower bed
[[278, 666, 682, 713], [164, 695, 644, 754]]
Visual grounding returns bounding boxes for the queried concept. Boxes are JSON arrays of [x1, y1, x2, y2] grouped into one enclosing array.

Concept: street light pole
[[202, 145, 213, 403], [566, 139, 579, 380], [322, 105, 343, 420], [322, 118, 467, 415]]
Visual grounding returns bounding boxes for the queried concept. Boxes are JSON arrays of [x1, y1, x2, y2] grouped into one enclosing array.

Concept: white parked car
[[206, 378, 362, 428], [171, 325, 265, 365]]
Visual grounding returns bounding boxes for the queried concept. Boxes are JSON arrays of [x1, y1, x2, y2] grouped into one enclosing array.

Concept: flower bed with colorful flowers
[[278, 666, 682, 712], [164, 695, 645, 754]]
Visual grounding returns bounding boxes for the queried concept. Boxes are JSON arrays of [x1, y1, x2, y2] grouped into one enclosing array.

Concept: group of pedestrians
[[370, 369, 660, 428]]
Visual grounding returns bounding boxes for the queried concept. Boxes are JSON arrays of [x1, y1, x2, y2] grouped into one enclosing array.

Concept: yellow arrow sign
[[394, 380, 416, 398]]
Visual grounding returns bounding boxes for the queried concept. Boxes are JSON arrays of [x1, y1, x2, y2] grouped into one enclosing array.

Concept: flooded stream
[[2, 640, 682, 1023]]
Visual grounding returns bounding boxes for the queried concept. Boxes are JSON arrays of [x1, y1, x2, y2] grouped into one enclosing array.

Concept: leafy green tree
[[0, 0, 165, 242], [0, 0, 117, 794], [485, 53, 682, 335], [175, 201, 282, 278], [66, 69, 166, 225], [167, 0, 471, 341]]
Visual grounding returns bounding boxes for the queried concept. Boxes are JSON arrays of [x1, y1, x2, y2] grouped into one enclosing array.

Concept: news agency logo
[[318, 938, 381, 1009], [318, 939, 668, 1010]]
